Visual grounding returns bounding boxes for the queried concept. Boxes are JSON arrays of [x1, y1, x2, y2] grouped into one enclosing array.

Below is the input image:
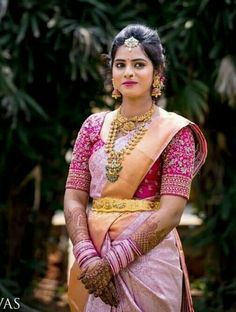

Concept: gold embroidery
[[66, 169, 90, 191], [92, 197, 160, 213], [161, 174, 191, 199]]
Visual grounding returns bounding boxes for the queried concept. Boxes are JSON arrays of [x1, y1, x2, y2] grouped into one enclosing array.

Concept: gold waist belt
[[92, 197, 160, 213]]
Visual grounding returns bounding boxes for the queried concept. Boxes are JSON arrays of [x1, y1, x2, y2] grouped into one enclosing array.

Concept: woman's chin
[[122, 90, 148, 98]]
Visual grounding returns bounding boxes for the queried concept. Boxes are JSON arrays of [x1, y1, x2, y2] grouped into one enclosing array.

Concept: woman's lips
[[122, 81, 138, 87]]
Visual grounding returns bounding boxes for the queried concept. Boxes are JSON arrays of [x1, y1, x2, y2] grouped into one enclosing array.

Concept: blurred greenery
[[0, 0, 236, 310]]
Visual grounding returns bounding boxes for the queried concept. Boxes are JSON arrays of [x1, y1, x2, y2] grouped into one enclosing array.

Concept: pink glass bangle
[[73, 240, 99, 269], [105, 239, 138, 275]]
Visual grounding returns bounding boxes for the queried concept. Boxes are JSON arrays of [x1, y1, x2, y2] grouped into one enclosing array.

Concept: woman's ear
[[153, 69, 159, 78]]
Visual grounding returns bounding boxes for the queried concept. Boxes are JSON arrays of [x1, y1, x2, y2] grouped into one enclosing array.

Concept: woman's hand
[[98, 280, 119, 307], [79, 259, 119, 306], [79, 258, 113, 295]]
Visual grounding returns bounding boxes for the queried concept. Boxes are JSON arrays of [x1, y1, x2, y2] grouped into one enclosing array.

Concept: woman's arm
[[64, 188, 119, 306], [131, 195, 186, 254], [64, 188, 89, 245], [65, 114, 120, 306]]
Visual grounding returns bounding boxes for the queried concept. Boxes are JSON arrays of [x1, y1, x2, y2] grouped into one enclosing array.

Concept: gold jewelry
[[124, 36, 139, 51], [151, 74, 164, 98], [116, 105, 154, 133], [92, 198, 160, 213], [112, 88, 121, 99], [105, 105, 154, 182], [111, 78, 121, 99]]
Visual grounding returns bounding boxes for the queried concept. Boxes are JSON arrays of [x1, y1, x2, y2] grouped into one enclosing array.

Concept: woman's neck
[[121, 95, 153, 118]]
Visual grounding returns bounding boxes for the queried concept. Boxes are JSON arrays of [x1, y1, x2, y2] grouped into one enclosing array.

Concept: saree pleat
[[85, 219, 183, 312]]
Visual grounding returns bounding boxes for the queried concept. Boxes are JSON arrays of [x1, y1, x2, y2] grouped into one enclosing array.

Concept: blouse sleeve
[[160, 126, 196, 200], [65, 116, 93, 193]]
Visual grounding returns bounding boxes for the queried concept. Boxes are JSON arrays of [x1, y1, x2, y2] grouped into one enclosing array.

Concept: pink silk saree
[[67, 108, 207, 312]]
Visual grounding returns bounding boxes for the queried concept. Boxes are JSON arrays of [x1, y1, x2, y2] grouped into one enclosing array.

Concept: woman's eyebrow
[[114, 58, 148, 62]]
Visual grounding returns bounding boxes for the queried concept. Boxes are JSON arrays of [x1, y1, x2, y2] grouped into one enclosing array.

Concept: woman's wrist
[[104, 238, 142, 275], [73, 239, 100, 269]]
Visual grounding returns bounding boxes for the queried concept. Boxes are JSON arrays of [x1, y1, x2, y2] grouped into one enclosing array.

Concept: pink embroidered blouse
[[66, 112, 196, 200]]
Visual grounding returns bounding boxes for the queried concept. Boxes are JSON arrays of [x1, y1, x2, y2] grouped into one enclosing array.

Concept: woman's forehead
[[114, 45, 150, 61]]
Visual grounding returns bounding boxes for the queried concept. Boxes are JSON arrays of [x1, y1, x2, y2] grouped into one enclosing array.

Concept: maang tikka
[[124, 36, 139, 51], [151, 74, 164, 98]]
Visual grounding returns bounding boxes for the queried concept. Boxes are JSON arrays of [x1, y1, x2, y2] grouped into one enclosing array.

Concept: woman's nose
[[124, 72, 134, 78], [124, 66, 134, 78]]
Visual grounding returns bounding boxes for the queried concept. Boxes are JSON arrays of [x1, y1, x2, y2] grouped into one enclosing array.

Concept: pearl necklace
[[105, 105, 155, 182]]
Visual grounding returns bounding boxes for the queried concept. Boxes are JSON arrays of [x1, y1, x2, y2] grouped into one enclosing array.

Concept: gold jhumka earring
[[151, 74, 164, 98], [112, 88, 122, 99], [111, 79, 121, 99]]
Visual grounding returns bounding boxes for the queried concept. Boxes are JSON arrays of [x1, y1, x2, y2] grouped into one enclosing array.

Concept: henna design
[[98, 280, 119, 307], [64, 206, 89, 245], [131, 218, 172, 255], [79, 258, 113, 295]]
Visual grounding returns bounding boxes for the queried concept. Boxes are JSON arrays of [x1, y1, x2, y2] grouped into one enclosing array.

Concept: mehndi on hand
[[98, 279, 119, 307], [79, 258, 113, 296]]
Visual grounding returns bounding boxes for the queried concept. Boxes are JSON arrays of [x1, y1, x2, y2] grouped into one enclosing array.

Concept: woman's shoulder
[[81, 111, 109, 129], [84, 111, 108, 123], [158, 107, 192, 124], [78, 111, 110, 143]]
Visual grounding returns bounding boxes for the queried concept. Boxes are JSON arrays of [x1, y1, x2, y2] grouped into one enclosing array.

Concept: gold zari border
[[92, 197, 160, 213]]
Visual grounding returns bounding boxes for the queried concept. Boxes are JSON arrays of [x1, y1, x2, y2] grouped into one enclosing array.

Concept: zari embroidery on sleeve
[[160, 126, 195, 199], [65, 113, 105, 192]]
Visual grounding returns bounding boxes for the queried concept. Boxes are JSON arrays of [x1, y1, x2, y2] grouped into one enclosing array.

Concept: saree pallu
[[67, 108, 207, 312]]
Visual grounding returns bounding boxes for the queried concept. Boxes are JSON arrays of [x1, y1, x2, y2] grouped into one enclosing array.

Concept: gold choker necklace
[[105, 105, 155, 182], [116, 105, 155, 133]]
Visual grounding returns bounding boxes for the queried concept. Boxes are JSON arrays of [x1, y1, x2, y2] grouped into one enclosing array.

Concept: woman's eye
[[115, 63, 125, 68], [135, 63, 145, 68]]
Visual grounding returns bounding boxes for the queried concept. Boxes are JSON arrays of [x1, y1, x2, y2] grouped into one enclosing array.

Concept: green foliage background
[[0, 0, 236, 310]]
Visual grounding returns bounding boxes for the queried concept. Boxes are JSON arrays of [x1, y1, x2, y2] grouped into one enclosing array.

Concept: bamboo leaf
[[30, 15, 40, 38], [79, 0, 109, 12], [18, 91, 48, 120], [16, 12, 29, 44]]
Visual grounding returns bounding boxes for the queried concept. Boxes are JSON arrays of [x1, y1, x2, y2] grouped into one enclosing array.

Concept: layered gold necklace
[[105, 104, 155, 182]]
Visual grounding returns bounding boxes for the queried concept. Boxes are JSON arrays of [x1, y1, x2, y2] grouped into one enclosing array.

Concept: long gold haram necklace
[[105, 105, 155, 182]]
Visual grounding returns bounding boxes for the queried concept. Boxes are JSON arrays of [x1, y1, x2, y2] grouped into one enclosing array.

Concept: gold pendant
[[123, 121, 135, 133], [106, 156, 122, 182]]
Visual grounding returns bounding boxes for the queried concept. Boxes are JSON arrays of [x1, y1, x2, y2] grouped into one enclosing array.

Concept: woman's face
[[112, 45, 154, 100]]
